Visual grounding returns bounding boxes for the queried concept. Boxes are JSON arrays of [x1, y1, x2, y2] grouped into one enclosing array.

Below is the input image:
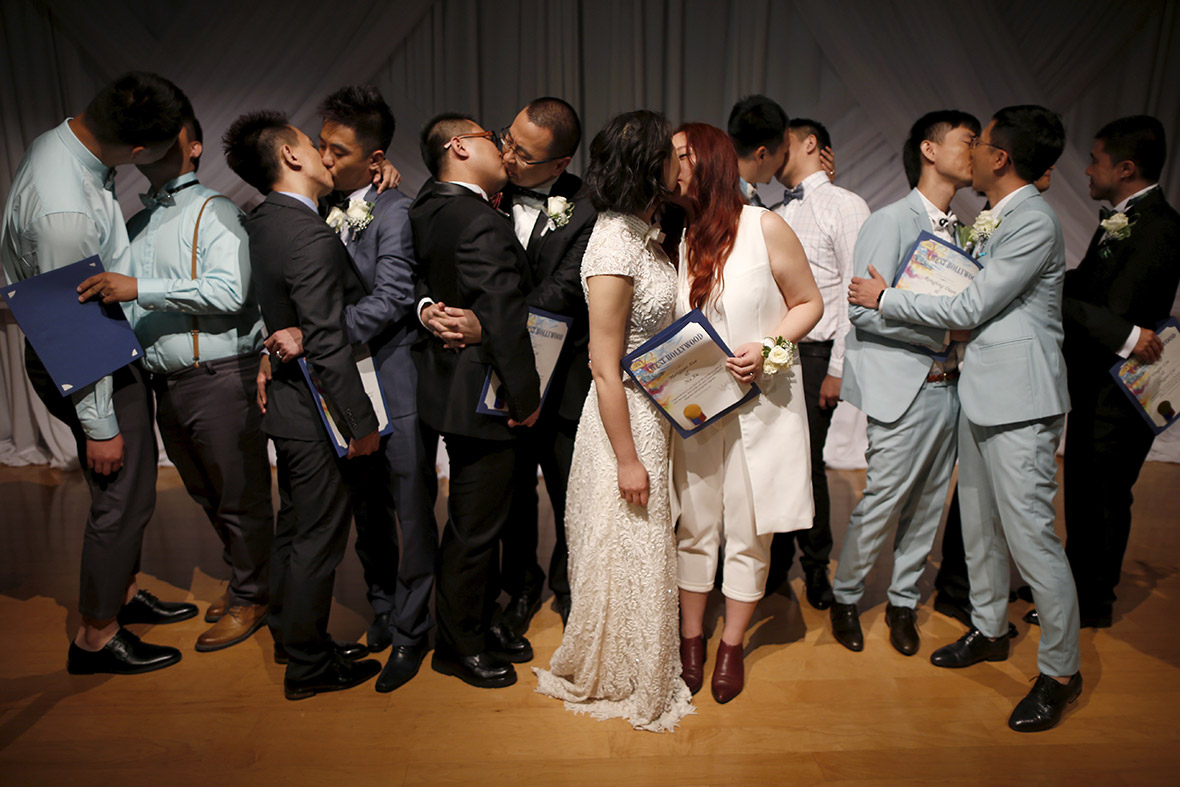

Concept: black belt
[[797, 340, 834, 358], [926, 369, 960, 384], [155, 352, 257, 382]]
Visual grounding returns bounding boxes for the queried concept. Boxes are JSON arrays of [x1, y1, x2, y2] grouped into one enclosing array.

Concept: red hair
[[677, 123, 744, 311]]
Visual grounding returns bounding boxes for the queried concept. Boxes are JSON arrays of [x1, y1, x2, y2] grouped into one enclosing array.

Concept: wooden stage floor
[[1, 459, 1178, 784]]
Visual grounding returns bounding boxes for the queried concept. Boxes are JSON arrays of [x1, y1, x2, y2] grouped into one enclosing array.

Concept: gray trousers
[[26, 344, 157, 620], [150, 354, 273, 606], [834, 379, 959, 608]]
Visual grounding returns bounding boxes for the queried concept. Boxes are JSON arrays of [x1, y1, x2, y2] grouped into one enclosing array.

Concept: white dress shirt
[[773, 170, 870, 378], [510, 182, 552, 248]]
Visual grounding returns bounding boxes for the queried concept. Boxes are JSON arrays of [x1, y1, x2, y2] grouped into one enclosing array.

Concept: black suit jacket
[[410, 180, 541, 439], [515, 172, 596, 422], [1063, 187, 1180, 387], [245, 192, 378, 442]]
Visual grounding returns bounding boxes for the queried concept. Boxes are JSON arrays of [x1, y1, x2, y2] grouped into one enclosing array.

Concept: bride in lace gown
[[534, 110, 694, 732]]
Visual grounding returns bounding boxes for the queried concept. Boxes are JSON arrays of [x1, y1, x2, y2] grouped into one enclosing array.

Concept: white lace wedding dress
[[534, 211, 694, 732]]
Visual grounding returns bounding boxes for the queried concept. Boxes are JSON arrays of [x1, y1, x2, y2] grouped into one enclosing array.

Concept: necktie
[[780, 184, 805, 206]]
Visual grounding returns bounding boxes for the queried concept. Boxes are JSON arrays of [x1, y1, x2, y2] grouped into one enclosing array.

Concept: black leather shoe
[[367, 612, 393, 653], [117, 590, 199, 626], [488, 622, 533, 663], [1023, 608, 1040, 626], [804, 567, 835, 610], [501, 590, 543, 636], [830, 603, 863, 652], [933, 593, 973, 627], [283, 655, 381, 700], [375, 643, 427, 693], [885, 603, 919, 656], [431, 649, 517, 688], [274, 640, 368, 665], [553, 594, 571, 627], [930, 628, 1009, 668], [1008, 672, 1082, 732], [1026, 607, 1112, 629], [67, 628, 181, 675]]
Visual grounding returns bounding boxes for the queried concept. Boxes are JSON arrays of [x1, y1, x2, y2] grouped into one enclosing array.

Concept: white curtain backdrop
[[2, 0, 1178, 468]]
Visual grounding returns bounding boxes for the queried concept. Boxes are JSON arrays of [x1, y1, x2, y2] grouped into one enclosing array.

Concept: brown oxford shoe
[[711, 640, 745, 703], [205, 590, 231, 623], [195, 603, 269, 652], [680, 634, 705, 695]]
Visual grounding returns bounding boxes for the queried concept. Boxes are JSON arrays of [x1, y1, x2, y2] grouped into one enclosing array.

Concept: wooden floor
[[1, 459, 1178, 785]]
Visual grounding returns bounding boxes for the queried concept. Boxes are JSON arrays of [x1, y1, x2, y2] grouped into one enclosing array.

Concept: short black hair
[[727, 95, 788, 158], [788, 118, 831, 153], [178, 93, 203, 172], [86, 71, 185, 147], [1095, 115, 1166, 182], [990, 105, 1065, 184], [584, 110, 673, 215], [318, 85, 396, 154], [902, 110, 981, 188], [525, 97, 581, 158], [419, 113, 479, 178], [222, 110, 296, 194]]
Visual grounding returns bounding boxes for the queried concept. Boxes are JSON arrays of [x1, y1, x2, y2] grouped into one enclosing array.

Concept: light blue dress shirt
[[125, 172, 262, 373], [1, 119, 131, 440]]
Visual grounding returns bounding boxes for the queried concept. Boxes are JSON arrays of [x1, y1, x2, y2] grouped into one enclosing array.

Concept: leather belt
[[926, 369, 960, 384]]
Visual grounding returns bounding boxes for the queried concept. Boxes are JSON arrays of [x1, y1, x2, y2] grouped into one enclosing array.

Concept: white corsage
[[326, 198, 375, 235], [546, 195, 574, 229], [1100, 210, 1134, 242], [761, 335, 797, 376], [963, 209, 1001, 254]]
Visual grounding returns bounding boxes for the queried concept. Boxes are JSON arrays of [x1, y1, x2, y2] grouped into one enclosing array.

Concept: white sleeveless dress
[[534, 211, 695, 733]]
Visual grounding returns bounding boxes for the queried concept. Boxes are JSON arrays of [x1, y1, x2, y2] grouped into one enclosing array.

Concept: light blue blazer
[[842, 189, 950, 422], [880, 185, 1070, 427]]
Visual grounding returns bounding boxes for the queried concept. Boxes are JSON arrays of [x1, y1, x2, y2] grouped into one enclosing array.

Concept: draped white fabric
[[2, 0, 1178, 468]]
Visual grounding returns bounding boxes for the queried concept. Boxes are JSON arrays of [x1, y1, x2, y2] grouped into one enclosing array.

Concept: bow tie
[[936, 214, 960, 231], [780, 184, 805, 205], [139, 179, 200, 210], [510, 186, 550, 203], [1099, 206, 1116, 221]]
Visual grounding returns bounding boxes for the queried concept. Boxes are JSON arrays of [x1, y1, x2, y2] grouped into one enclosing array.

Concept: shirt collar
[[916, 188, 952, 224], [798, 170, 830, 194], [991, 183, 1036, 216], [152, 171, 199, 196], [276, 191, 319, 213], [58, 118, 112, 185], [1112, 183, 1159, 214], [449, 181, 489, 201], [739, 177, 756, 199], [346, 184, 372, 203]]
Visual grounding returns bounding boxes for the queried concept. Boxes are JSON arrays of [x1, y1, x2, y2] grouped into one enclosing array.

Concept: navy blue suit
[[341, 185, 439, 648]]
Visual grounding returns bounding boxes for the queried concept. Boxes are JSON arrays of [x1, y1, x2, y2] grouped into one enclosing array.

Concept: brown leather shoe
[[205, 590, 231, 623], [680, 635, 705, 695], [711, 640, 744, 704], [195, 604, 268, 652]]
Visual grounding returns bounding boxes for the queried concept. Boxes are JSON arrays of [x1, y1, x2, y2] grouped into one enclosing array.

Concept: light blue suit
[[880, 184, 1080, 676], [834, 189, 960, 609]]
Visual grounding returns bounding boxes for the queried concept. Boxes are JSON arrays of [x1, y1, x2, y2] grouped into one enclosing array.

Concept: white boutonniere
[[545, 195, 574, 230], [1098, 211, 1135, 258], [326, 199, 375, 236], [963, 209, 1001, 255], [761, 336, 797, 377]]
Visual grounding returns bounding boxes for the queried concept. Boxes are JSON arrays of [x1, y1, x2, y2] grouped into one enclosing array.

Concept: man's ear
[[188, 139, 203, 162], [753, 144, 769, 164], [1115, 158, 1137, 182], [368, 149, 386, 172], [803, 134, 818, 155], [920, 138, 937, 166], [280, 143, 300, 170]]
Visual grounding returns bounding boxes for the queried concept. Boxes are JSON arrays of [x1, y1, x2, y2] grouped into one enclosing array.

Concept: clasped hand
[[848, 264, 888, 309]]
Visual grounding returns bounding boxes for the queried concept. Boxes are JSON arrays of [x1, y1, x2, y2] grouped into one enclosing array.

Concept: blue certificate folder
[[621, 309, 760, 439], [298, 349, 393, 458], [477, 307, 573, 417], [892, 231, 982, 362], [1, 256, 144, 395]]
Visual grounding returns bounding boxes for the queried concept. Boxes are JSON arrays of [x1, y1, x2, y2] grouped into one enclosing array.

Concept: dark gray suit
[[341, 185, 439, 648], [246, 191, 378, 681]]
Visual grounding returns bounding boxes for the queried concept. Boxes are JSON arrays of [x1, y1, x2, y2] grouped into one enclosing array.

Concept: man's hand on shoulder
[[77, 272, 137, 304], [373, 160, 401, 193], [848, 264, 888, 309], [347, 429, 380, 459], [86, 434, 124, 476], [1133, 327, 1164, 364]]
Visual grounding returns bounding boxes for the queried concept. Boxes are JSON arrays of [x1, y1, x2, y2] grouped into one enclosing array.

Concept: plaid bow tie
[[780, 184, 805, 205], [140, 191, 175, 209]]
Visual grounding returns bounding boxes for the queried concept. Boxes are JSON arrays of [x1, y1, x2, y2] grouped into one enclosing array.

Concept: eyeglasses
[[499, 127, 565, 166], [969, 136, 1007, 153], [444, 130, 502, 152]]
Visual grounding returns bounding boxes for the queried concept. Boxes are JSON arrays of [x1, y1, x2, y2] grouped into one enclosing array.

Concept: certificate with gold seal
[[622, 309, 760, 438], [1110, 317, 1180, 435]]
